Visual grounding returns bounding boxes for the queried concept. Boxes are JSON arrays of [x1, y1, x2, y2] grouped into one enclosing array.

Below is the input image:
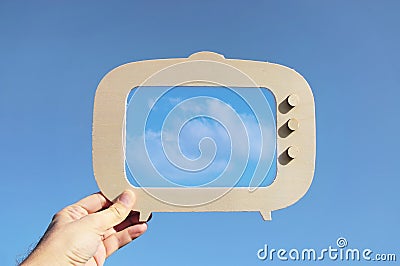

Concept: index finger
[[74, 192, 111, 214]]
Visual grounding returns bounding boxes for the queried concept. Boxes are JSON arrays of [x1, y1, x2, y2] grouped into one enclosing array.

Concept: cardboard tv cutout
[[92, 51, 315, 221]]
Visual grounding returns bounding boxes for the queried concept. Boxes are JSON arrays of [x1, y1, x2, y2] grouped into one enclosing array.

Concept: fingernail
[[119, 191, 134, 207]]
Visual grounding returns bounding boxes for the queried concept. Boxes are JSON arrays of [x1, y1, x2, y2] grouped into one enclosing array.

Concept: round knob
[[287, 146, 300, 159], [287, 94, 299, 107], [287, 118, 299, 131]]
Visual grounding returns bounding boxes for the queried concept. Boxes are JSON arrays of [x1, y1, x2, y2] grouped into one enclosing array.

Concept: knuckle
[[109, 204, 126, 221], [52, 211, 61, 221], [52, 208, 67, 221]]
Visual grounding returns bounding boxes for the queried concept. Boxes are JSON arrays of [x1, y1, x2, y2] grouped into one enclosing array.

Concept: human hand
[[21, 190, 148, 266]]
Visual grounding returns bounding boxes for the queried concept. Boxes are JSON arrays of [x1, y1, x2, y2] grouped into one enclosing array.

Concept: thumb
[[89, 190, 136, 232]]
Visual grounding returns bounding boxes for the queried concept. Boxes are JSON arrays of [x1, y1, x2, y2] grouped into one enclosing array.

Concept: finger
[[103, 223, 148, 257], [74, 192, 111, 214], [54, 193, 111, 223], [103, 211, 141, 240], [89, 190, 136, 231], [103, 211, 140, 239], [114, 211, 140, 232], [103, 227, 117, 240]]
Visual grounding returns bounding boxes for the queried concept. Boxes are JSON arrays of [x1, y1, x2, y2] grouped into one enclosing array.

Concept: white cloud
[[125, 96, 275, 187]]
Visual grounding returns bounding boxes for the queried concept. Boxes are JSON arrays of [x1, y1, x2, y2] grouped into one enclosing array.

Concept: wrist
[[20, 241, 70, 266]]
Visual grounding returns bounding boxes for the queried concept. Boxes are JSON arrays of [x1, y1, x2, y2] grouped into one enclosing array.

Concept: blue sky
[[125, 86, 276, 188], [1, 1, 399, 265]]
